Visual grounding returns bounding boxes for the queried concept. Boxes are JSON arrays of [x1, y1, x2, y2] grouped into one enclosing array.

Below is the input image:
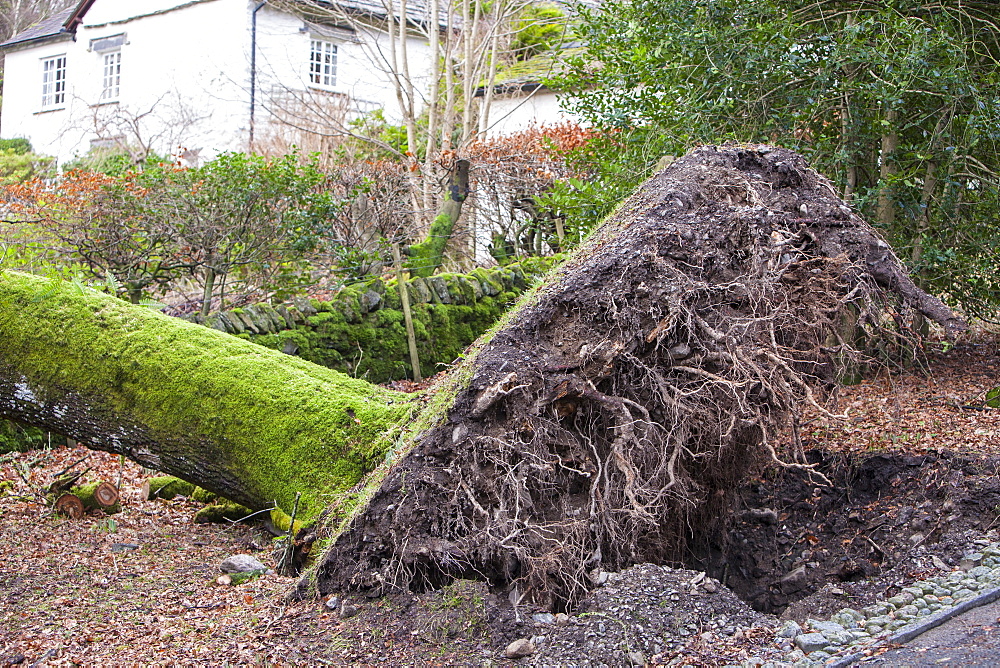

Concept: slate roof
[[301, 0, 453, 31], [0, 6, 75, 49]]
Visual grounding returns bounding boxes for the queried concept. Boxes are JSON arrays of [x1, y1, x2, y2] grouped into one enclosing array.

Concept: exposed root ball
[[307, 145, 963, 608]]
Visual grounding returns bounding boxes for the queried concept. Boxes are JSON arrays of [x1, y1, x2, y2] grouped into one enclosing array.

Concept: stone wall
[[185, 257, 561, 383]]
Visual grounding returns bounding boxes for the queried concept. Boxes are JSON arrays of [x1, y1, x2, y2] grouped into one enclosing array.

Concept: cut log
[[84, 481, 119, 508], [71, 481, 121, 514], [54, 493, 85, 519]]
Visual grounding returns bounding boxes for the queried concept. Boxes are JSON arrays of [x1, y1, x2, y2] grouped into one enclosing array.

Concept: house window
[[41, 55, 67, 108], [309, 39, 337, 88], [101, 51, 121, 101]]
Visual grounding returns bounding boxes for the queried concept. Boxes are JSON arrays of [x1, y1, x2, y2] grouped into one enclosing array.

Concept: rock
[[216, 574, 232, 586], [777, 620, 802, 638], [111, 543, 139, 553], [794, 632, 830, 653], [808, 619, 845, 635], [961, 552, 984, 570], [555, 613, 570, 624], [324, 596, 340, 611], [532, 612, 556, 624], [779, 566, 808, 594], [931, 554, 951, 571], [220, 554, 267, 573], [627, 650, 646, 666], [339, 601, 359, 618], [702, 580, 718, 593], [504, 638, 535, 659], [746, 508, 779, 524]]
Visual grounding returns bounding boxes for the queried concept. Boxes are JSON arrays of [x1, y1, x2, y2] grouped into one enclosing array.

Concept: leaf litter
[[0, 332, 998, 665]]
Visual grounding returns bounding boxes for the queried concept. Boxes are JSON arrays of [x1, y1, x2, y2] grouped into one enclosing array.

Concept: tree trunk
[[406, 159, 471, 277], [877, 107, 899, 230], [0, 274, 416, 521], [0, 146, 963, 608]]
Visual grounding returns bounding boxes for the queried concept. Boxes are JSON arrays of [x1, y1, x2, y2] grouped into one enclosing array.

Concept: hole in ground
[[685, 449, 1000, 617]]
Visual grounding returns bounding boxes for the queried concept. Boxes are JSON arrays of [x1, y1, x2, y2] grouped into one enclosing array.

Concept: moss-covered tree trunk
[[406, 159, 471, 278], [0, 146, 963, 608], [0, 275, 415, 521]]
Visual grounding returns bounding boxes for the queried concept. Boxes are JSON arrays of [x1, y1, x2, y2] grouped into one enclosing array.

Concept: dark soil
[[310, 144, 964, 609], [702, 449, 1000, 617]]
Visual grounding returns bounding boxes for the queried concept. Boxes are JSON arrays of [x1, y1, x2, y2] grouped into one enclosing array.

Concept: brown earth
[[1, 333, 996, 665]]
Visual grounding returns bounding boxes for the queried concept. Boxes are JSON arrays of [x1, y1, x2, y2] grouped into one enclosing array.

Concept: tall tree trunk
[[877, 106, 899, 229], [406, 158, 471, 276]]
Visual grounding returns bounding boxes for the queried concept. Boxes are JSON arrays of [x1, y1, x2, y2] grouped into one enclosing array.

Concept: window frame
[[40, 54, 67, 109], [100, 49, 122, 102], [308, 38, 338, 90]]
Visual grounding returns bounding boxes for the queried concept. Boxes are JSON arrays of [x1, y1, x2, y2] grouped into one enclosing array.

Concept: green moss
[[145, 476, 196, 500], [407, 213, 455, 278], [0, 271, 418, 524], [194, 500, 254, 523], [247, 259, 562, 383]]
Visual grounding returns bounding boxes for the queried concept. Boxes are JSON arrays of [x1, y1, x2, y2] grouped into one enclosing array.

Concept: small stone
[[961, 552, 984, 570], [702, 580, 718, 593], [111, 543, 140, 553], [794, 632, 830, 653], [216, 574, 232, 586], [220, 554, 267, 574], [339, 601, 359, 618], [529, 635, 546, 646], [953, 588, 975, 600], [808, 620, 845, 635], [627, 650, 646, 666], [504, 638, 535, 659], [809, 651, 832, 660], [324, 596, 340, 611], [532, 612, 556, 624], [777, 620, 802, 638], [970, 566, 992, 579], [887, 592, 914, 607], [555, 613, 570, 624], [780, 566, 809, 594]]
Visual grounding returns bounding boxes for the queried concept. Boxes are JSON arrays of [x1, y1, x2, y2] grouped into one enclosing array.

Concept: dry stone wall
[[183, 257, 560, 383]]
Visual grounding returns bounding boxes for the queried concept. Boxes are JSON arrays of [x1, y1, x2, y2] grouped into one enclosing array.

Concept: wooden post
[[392, 243, 422, 382]]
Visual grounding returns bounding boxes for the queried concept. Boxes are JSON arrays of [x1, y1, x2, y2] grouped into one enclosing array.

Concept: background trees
[[555, 0, 1000, 317]]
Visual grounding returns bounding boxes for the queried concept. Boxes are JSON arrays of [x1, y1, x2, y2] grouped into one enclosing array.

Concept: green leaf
[[986, 386, 1000, 409]]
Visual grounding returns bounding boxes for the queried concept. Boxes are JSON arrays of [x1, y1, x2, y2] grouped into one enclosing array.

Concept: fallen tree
[[0, 145, 963, 607]]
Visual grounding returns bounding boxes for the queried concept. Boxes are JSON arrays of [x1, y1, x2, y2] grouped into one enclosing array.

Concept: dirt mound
[[308, 144, 962, 608]]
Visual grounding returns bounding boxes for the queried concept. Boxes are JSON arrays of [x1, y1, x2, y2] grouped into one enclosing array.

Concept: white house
[[477, 47, 583, 137], [0, 0, 436, 165]]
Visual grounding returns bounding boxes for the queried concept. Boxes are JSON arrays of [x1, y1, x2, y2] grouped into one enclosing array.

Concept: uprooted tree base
[[302, 145, 963, 609]]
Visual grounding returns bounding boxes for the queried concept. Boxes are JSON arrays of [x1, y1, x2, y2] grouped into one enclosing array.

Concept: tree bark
[[0, 145, 964, 607], [0, 274, 416, 521], [406, 159, 471, 277]]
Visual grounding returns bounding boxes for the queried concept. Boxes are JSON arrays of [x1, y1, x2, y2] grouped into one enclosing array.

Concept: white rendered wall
[[1, 0, 252, 165], [253, 5, 433, 139], [0, 0, 436, 165], [484, 89, 581, 137]]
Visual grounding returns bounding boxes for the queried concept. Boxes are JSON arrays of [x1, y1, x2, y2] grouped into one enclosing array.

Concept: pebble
[[772, 539, 1000, 665], [505, 638, 535, 659], [219, 554, 267, 573]]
